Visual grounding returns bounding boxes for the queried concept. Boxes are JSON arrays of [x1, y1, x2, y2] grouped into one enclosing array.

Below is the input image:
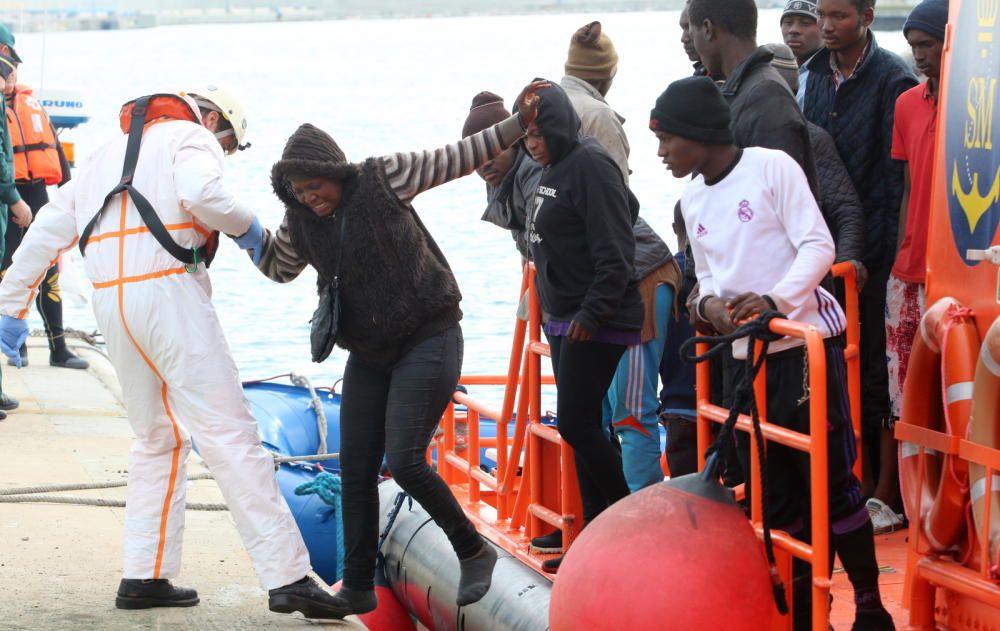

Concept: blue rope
[[294, 471, 345, 581], [376, 491, 412, 577]]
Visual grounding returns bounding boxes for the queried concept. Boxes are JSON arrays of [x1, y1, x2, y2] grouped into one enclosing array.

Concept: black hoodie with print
[[527, 83, 643, 334]]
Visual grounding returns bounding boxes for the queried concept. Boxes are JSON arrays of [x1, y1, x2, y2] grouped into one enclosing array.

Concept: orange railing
[[433, 264, 573, 575], [831, 262, 862, 480], [895, 418, 1000, 626], [695, 320, 834, 631], [433, 262, 863, 592]]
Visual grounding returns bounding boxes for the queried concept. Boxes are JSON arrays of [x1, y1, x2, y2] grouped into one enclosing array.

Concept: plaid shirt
[[830, 36, 873, 90]]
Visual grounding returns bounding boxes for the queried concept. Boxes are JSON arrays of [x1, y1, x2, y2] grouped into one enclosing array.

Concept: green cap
[[0, 25, 21, 63]]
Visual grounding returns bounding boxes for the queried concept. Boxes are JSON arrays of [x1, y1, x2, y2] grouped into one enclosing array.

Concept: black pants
[[1, 180, 65, 350], [549, 337, 630, 523], [723, 343, 866, 532], [859, 263, 891, 443], [339, 324, 481, 591]]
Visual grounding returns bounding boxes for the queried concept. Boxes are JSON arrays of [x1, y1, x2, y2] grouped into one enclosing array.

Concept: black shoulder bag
[[310, 208, 348, 363]]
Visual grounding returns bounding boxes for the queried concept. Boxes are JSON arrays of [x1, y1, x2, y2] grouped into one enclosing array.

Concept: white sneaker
[[866, 498, 905, 534]]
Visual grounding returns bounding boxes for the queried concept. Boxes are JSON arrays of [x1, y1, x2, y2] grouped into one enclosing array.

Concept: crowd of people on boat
[[0, 0, 951, 628]]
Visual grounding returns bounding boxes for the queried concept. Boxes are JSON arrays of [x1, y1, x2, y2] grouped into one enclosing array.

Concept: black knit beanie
[[270, 123, 359, 208], [649, 76, 733, 145], [462, 91, 510, 138], [904, 0, 948, 41]]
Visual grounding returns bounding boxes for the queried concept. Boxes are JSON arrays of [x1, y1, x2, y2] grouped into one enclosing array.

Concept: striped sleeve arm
[[383, 114, 524, 205], [255, 217, 308, 283]]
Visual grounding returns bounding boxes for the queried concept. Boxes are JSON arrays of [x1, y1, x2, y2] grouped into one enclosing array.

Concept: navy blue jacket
[[803, 35, 917, 268]]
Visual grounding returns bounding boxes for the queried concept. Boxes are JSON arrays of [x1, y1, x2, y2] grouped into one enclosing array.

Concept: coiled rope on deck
[[680, 311, 790, 616]]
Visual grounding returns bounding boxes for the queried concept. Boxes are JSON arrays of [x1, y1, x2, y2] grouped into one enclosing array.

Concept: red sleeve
[[890, 90, 910, 161]]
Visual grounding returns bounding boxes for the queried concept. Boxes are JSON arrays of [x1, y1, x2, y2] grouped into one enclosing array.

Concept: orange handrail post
[[831, 262, 863, 480]]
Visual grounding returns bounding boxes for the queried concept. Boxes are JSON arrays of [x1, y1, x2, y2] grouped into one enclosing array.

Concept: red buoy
[[332, 581, 417, 630], [550, 476, 777, 630]]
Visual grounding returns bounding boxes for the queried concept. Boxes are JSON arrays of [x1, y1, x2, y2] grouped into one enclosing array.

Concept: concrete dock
[[0, 337, 365, 630]]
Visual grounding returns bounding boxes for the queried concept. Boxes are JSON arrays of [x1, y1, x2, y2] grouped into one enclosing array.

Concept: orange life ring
[[899, 299, 948, 528], [925, 304, 978, 551], [969, 316, 1000, 576]]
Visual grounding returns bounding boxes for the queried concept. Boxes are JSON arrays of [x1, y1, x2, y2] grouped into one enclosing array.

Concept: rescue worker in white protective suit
[[0, 88, 354, 620]]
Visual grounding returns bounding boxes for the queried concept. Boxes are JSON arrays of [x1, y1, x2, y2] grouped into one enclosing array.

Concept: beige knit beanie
[[565, 21, 619, 82]]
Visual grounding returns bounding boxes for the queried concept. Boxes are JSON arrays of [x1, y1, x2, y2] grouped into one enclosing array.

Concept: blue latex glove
[[0, 316, 29, 368], [232, 216, 265, 266]]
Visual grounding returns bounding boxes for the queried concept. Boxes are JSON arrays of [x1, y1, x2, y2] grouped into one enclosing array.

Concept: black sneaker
[[0, 394, 19, 411], [541, 555, 562, 574], [115, 579, 199, 609], [268, 576, 354, 619], [529, 529, 563, 554]]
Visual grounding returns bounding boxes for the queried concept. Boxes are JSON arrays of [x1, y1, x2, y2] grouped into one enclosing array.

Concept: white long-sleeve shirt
[[682, 147, 844, 358]]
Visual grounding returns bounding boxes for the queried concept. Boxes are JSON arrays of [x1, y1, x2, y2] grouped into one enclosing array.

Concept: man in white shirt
[[649, 76, 894, 631]]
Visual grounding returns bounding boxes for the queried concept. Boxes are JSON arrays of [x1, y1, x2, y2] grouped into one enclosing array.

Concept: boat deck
[[0, 338, 365, 630]]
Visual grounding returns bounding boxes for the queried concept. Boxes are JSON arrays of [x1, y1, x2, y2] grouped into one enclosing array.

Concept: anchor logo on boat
[[946, 0, 1000, 265], [952, 163, 1000, 233]]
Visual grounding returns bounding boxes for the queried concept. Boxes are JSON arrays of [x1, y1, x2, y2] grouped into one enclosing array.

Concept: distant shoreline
[[7, 0, 914, 34], [9, 1, 691, 34]]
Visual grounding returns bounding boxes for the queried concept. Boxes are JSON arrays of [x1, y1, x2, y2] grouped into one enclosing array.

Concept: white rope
[[0, 472, 215, 496], [0, 370, 337, 510], [273, 452, 339, 466], [0, 496, 228, 511], [289, 372, 328, 456]]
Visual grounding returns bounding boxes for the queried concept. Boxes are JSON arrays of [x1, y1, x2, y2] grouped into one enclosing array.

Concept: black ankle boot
[[851, 607, 895, 631], [836, 519, 892, 629], [268, 576, 355, 619], [115, 578, 199, 609]]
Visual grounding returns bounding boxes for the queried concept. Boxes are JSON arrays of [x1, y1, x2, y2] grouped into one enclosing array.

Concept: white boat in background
[[34, 88, 89, 130]]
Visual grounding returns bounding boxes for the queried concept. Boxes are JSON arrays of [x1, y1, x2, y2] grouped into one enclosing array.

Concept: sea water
[[13, 10, 908, 388]]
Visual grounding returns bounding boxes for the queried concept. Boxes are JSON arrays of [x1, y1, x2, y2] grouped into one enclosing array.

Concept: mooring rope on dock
[[0, 452, 339, 509]]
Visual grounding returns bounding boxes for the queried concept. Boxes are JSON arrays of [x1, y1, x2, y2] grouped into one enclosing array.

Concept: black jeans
[[339, 324, 481, 591], [549, 337, 630, 523], [723, 343, 866, 531]]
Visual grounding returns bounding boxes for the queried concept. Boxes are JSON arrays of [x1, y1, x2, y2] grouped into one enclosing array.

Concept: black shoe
[[529, 529, 563, 554], [268, 576, 355, 619], [115, 579, 199, 609], [541, 555, 562, 574], [0, 394, 19, 411], [851, 608, 896, 631], [50, 352, 89, 370], [0, 409, 7, 421]]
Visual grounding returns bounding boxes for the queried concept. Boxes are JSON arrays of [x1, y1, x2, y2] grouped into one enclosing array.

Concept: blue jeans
[[604, 284, 674, 492]]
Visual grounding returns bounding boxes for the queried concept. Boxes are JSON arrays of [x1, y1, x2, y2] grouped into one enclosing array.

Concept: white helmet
[[184, 85, 249, 155]]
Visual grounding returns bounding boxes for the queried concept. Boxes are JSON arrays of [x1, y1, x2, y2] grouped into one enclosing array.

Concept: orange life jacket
[[7, 86, 63, 185]]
